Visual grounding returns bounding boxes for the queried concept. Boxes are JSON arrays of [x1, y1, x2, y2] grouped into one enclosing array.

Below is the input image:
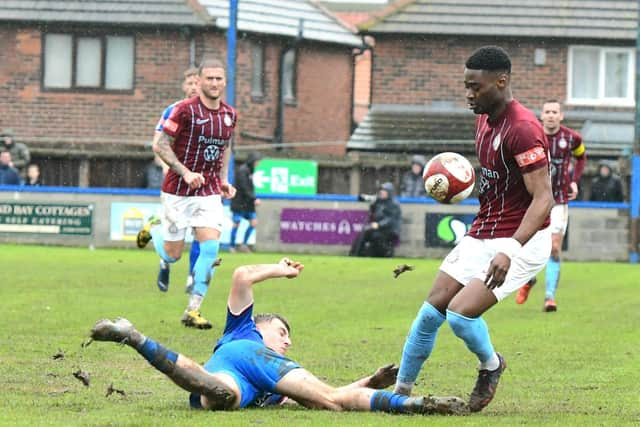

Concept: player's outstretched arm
[[228, 258, 304, 314]]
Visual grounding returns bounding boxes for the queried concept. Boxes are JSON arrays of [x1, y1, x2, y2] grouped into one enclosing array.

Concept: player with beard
[[516, 100, 586, 311], [393, 46, 553, 412], [137, 58, 237, 329]]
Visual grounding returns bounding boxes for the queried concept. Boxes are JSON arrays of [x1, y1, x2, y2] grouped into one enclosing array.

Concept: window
[[43, 33, 134, 91], [251, 42, 265, 98], [567, 46, 635, 106], [282, 49, 297, 103]]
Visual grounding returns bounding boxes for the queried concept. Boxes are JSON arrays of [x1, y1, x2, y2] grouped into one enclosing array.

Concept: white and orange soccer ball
[[423, 152, 475, 204]]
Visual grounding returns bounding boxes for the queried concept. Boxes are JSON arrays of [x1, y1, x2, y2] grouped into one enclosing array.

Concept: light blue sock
[[192, 240, 219, 297], [447, 309, 495, 364], [397, 302, 446, 385], [243, 225, 255, 245], [189, 241, 200, 274], [149, 226, 177, 264], [545, 257, 560, 299], [229, 226, 239, 247], [370, 390, 410, 413]]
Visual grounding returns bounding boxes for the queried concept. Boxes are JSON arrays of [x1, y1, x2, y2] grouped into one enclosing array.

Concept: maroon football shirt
[[468, 99, 550, 239], [161, 97, 237, 196], [546, 125, 586, 204]]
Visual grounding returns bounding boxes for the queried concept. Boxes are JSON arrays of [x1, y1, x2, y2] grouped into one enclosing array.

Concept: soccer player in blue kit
[[89, 258, 468, 415]]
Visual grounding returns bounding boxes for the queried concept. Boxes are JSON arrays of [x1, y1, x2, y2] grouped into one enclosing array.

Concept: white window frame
[[567, 45, 635, 107]]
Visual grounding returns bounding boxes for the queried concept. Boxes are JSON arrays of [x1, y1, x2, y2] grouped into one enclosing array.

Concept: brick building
[[0, 0, 361, 187], [351, 0, 637, 163]]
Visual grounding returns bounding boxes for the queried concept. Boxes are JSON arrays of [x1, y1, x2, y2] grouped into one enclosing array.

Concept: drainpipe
[[274, 19, 304, 149]]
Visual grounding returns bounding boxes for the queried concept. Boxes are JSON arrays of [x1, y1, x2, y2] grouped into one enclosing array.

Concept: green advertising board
[[253, 158, 317, 195], [0, 202, 93, 235]]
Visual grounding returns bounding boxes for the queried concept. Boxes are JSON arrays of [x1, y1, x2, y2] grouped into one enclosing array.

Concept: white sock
[[393, 381, 413, 396], [479, 352, 500, 371], [187, 294, 203, 311]]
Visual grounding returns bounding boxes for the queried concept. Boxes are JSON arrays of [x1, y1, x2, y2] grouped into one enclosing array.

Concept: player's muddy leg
[[89, 318, 238, 409]]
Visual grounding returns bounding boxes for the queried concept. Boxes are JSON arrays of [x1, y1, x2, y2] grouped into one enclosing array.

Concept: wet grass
[[0, 244, 638, 426]]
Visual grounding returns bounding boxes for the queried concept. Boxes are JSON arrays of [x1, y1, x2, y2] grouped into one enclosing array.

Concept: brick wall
[[370, 36, 615, 111], [0, 25, 192, 146], [0, 25, 354, 149]]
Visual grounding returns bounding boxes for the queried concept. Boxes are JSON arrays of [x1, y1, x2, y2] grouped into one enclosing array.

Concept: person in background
[[400, 155, 427, 198], [136, 58, 237, 330], [137, 67, 199, 294], [229, 151, 262, 253], [515, 99, 586, 312], [0, 150, 21, 185], [589, 163, 624, 202], [25, 163, 43, 186], [1, 128, 30, 180], [143, 153, 167, 189], [349, 182, 402, 258]]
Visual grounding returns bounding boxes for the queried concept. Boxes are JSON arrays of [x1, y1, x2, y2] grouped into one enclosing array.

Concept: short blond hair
[[183, 67, 198, 79]]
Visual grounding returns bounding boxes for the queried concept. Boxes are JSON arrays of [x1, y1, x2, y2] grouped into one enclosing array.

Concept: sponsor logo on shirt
[[198, 135, 227, 145], [515, 146, 546, 167]]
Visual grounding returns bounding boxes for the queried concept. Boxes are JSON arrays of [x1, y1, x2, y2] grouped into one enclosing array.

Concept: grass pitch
[[0, 244, 638, 426]]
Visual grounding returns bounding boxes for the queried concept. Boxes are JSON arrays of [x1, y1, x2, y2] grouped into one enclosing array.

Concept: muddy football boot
[[469, 352, 506, 412]]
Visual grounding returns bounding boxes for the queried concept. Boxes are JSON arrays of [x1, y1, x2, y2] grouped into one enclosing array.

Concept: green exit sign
[[252, 159, 317, 195]]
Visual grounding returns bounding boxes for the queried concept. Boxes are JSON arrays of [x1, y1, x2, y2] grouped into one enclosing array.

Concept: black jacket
[[231, 156, 259, 213], [369, 185, 402, 236]]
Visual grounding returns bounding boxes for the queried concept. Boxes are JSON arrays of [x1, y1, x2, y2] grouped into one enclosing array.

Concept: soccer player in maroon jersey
[[516, 100, 586, 311], [137, 58, 237, 329], [393, 46, 553, 412], [138, 67, 199, 293]]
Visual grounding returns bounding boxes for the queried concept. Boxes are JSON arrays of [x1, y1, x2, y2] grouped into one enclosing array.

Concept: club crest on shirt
[[558, 137, 567, 149], [224, 114, 232, 127], [492, 133, 502, 151]]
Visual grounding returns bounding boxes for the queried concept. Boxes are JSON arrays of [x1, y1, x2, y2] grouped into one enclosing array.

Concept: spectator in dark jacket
[[1, 129, 30, 180], [400, 155, 427, 198], [0, 150, 21, 185], [230, 151, 262, 252], [349, 182, 402, 257], [589, 163, 624, 202]]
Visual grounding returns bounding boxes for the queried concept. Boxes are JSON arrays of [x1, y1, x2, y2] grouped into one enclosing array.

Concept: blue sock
[[189, 241, 200, 274], [149, 226, 177, 264], [138, 338, 179, 375], [447, 310, 495, 364], [397, 302, 446, 385], [192, 240, 219, 297], [370, 390, 410, 413], [243, 226, 255, 245], [230, 226, 239, 247], [545, 257, 560, 299]]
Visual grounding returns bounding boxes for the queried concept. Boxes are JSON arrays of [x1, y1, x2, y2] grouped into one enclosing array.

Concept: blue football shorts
[[232, 211, 257, 224], [189, 339, 300, 409]]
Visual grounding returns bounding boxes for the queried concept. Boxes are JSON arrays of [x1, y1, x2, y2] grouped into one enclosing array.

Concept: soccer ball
[[423, 152, 475, 204]]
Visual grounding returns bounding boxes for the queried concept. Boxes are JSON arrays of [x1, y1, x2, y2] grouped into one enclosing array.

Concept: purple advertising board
[[280, 208, 368, 245]]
